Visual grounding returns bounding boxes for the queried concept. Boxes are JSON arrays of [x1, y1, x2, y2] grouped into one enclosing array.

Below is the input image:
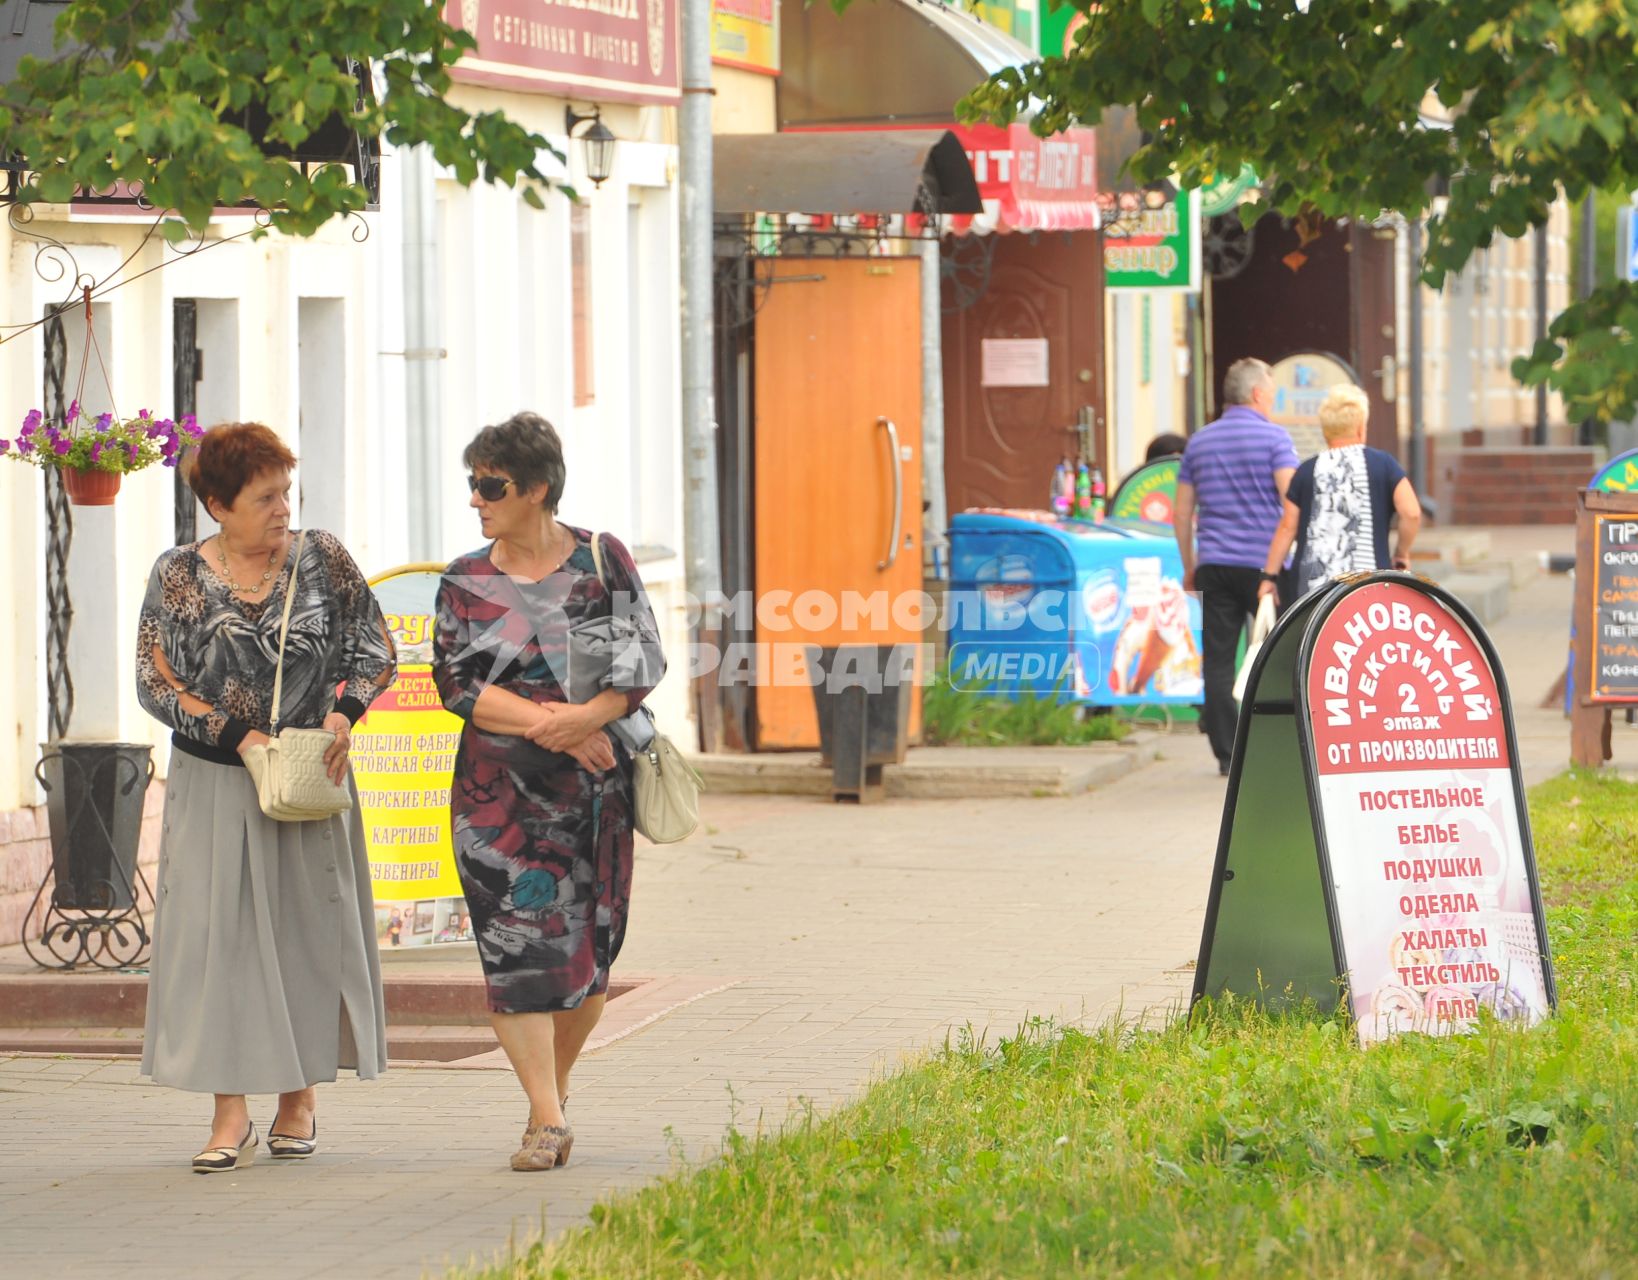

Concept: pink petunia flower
[[21, 409, 42, 434], [53, 438, 71, 456]]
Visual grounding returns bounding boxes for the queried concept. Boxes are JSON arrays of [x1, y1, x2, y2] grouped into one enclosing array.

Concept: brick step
[[0, 971, 639, 1029], [1447, 501, 1585, 517], [1454, 468, 1592, 478], [1448, 497, 1584, 510], [1447, 475, 1585, 491], [1448, 491, 1580, 507], [1450, 472, 1598, 487], [1446, 509, 1576, 526], [0, 1024, 503, 1063], [1454, 465, 1592, 481], [1447, 445, 1598, 458], [1453, 459, 1598, 474]]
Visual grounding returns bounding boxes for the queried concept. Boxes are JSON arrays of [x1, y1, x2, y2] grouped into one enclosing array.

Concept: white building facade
[[0, 1, 690, 943]]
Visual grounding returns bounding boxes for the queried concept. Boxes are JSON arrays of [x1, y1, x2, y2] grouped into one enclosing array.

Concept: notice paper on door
[[981, 338, 1050, 387]]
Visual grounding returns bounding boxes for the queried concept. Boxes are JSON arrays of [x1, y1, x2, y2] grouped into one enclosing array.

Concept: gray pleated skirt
[[140, 749, 388, 1095]]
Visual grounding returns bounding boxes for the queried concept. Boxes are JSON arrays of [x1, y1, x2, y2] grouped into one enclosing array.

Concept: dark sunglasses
[[467, 474, 516, 502]]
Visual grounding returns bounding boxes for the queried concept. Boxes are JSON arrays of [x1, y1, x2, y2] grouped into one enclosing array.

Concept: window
[[571, 203, 594, 406]]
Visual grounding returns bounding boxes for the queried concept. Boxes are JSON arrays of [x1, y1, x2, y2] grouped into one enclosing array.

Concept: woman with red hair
[[136, 422, 396, 1172]]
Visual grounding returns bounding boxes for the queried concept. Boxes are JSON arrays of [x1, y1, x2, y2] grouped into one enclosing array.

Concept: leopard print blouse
[[136, 529, 396, 753]]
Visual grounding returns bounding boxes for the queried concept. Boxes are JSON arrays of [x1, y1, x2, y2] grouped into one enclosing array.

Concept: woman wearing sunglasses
[[432, 411, 665, 1172]]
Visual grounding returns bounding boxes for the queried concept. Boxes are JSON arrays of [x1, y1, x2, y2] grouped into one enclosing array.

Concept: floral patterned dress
[[432, 527, 664, 1013]]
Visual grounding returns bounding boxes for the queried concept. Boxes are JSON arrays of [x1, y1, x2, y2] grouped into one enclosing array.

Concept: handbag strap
[[590, 531, 606, 585], [268, 530, 306, 734]]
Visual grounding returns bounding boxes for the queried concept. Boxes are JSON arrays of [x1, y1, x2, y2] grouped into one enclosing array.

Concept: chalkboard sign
[[1591, 514, 1638, 701]]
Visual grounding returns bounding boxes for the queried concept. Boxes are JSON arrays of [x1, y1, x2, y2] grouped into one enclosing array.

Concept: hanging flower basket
[[61, 466, 122, 506], [0, 404, 202, 504]]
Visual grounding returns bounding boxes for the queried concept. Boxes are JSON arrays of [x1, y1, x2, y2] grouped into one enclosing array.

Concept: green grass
[[461, 772, 1638, 1279], [920, 662, 1127, 747]]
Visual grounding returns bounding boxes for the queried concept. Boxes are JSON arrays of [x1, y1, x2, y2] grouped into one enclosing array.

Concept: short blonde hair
[[1318, 384, 1369, 442]]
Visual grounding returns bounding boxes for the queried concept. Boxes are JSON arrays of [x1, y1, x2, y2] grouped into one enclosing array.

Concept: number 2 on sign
[[1399, 684, 1420, 714]]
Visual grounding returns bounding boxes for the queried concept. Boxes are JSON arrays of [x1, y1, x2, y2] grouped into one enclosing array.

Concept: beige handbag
[[240, 531, 353, 822], [589, 534, 702, 843], [631, 733, 704, 844]]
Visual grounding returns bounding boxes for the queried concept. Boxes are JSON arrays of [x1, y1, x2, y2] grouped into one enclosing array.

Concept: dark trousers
[[1195, 563, 1264, 766]]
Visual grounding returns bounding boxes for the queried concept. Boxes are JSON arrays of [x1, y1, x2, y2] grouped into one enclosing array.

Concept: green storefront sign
[[1039, 0, 1079, 57], [1104, 188, 1200, 291]]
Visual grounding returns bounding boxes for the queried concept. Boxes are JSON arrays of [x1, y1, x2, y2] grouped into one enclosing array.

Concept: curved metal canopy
[[780, 0, 1032, 129], [714, 128, 981, 216]]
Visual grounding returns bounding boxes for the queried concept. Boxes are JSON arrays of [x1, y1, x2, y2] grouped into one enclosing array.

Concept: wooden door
[[1351, 222, 1401, 456], [941, 230, 1107, 512], [753, 256, 923, 750]]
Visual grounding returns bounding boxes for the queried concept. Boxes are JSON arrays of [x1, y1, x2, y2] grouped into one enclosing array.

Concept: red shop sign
[[445, 0, 680, 105], [950, 123, 1099, 231]]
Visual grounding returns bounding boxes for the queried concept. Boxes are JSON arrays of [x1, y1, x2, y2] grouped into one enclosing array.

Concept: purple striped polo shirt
[[1177, 406, 1301, 569]]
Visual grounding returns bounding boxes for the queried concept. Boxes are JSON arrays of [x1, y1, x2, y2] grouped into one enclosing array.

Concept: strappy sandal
[[193, 1121, 257, 1174], [267, 1116, 318, 1160], [510, 1121, 573, 1171]]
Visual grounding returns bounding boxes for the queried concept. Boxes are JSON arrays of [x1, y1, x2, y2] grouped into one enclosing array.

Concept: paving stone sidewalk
[[2, 553, 1630, 1279]]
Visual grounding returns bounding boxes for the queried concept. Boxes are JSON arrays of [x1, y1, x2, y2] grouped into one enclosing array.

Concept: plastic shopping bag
[[1232, 594, 1277, 704]]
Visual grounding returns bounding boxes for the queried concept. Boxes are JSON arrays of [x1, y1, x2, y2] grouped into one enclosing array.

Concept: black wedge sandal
[[267, 1117, 318, 1160], [193, 1122, 257, 1174]]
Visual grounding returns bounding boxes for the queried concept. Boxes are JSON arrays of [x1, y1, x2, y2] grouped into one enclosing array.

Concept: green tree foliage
[[0, 0, 555, 235], [960, 0, 1638, 422]]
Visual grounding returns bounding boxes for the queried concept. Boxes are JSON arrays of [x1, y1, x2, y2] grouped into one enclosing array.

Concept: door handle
[[877, 416, 902, 571], [1374, 355, 1398, 402]]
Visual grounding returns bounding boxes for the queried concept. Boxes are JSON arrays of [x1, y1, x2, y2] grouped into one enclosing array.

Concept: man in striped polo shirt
[[1175, 357, 1299, 776]]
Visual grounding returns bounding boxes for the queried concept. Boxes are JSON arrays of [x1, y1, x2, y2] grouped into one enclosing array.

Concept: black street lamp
[[564, 106, 617, 188]]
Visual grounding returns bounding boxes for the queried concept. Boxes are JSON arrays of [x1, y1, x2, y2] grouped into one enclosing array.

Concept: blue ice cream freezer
[[946, 510, 1204, 706]]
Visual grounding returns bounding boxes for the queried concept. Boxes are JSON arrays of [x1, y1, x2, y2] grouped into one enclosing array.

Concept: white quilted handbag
[[240, 531, 353, 822]]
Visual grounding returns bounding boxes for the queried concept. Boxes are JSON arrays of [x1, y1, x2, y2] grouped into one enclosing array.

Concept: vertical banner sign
[[355, 567, 470, 948], [1303, 581, 1553, 1043]]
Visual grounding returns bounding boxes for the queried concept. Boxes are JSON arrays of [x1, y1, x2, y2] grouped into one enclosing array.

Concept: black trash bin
[[37, 742, 153, 911], [805, 644, 916, 802]]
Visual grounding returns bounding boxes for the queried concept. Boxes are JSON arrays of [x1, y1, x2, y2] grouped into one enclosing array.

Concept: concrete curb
[[686, 732, 1163, 800]]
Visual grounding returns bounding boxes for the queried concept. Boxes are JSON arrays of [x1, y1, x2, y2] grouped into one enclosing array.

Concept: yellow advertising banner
[[711, 0, 778, 74], [357, 568, 465, 911]]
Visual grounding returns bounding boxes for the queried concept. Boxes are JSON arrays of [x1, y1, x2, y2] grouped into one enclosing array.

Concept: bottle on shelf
[[1074, 459, 1093, 518], [1091, 465, 1106, 524], [1050, 459, 1073, 517]]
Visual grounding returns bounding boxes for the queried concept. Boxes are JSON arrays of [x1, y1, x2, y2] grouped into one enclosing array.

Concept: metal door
[[941, 230, 1108, 513], [752, 256, 924, 750]]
